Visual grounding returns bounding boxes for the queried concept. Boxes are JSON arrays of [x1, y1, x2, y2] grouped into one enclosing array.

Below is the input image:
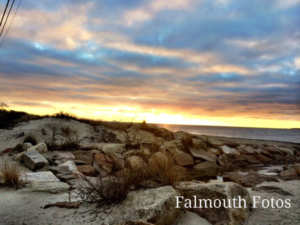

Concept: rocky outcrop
[[175, 181, 252, 225]]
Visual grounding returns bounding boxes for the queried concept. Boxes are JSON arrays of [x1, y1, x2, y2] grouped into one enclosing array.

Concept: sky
[[0, 0, 300, 128]]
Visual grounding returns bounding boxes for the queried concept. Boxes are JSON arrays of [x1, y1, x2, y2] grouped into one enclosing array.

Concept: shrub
[[148, 152, 189, 185], [76, 172, 131, 207], [47, 125, 80, 150], [0, 109, 39, 129], [0, 160, 22, 189], [53, 111, 78, 120]]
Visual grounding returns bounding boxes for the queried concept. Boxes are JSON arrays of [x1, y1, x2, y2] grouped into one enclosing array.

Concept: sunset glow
[[1, 0, 300, 128]]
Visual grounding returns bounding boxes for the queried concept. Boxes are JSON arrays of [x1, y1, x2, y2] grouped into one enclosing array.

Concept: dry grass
[[76, 170, 134, 207], [0, 159, 23, 189], [148, 152, 189, 185]]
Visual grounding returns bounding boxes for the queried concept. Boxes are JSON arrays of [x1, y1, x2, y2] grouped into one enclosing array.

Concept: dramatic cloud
[[0, 0, 299, 128]]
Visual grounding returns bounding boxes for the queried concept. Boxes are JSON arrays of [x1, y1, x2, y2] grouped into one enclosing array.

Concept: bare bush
[[75, 171, 131, 207], [148, 153, 189, 185], [0, 159, 23, 189]]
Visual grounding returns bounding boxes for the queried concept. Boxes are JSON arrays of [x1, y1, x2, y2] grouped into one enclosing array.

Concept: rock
[[21, 171, 59, 183], [175, 181, 252, 225], [127, 126, 158, 145], [221, 145, 239, 155], [174, 211, 212, 225], [102, 143, 126, 155], [93, 152, 114, 175], [280, 168, 298, 179], [57, 160, 78, 174], [189, 148, 216, 162], [126, 156, 146, 171], [22, 150, 48, 170], [27, 181, 70, 194], [148, 152, 170, 169], [21, 171, 70, 193], [27, 142, 48, 153], [22, 142, 33, 151], [255, 154, 272, 163], [277, 146, 294, 155], [292, 164, 300, 175], [161, 140, 182, 153], [193, 161, 219, 177], [241, 154, 260, 164], [53, 152, 75, 164], [101, 144, 126, 170], [223, 171, 278, 187], [73, 150, 94, 164], [14, 152, 25, 161], [161, 141, 194, 166], [174, 151, 194, 166], [206, 137, 224, 147], [77, 165, 98, 176], [103, 186, 181, 225], [192, 138, 208, 150]]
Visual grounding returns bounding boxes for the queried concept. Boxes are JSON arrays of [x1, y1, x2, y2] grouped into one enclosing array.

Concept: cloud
[[0, 0, 300, 126], [123, 0, 194, 26], [295, 57, 300, 69], [276, 0, 300, 9]]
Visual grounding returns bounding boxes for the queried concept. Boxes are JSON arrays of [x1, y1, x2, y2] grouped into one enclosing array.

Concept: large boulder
[[175, 181, 252, 225], [173, 151, 194, 166], [57, 160, 78, 174], [127, 126, 159, 145], [193, 161, 219, 177], [52, 151, 75, 164], [189, 148, 216, 162], [102, 143, 126, 155], [221, 145, 240, 155], [22, 150, 48, 170], [27, 142, 48, 154], [126, 156, 146, 171], [77, 165, 98, 176], [92, 152, 114, 176], [161, 141, 194, 166], [102, 186, 181, 225]]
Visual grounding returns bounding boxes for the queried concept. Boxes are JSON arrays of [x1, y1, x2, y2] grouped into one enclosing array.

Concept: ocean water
[[158, 124, 300, 143]]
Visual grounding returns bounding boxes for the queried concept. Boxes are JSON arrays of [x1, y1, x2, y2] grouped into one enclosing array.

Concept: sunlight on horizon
[[10, 104, 300, 129]]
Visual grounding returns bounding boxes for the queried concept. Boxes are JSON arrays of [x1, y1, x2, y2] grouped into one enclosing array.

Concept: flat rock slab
[[26, 181, 70, 194], [22, 171, 59, 183], [22, 149, 48, 170], [21, 171, 69, 193]]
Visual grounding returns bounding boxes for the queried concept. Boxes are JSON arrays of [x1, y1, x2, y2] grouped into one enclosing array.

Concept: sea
[[157, 124, 300, 144]]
